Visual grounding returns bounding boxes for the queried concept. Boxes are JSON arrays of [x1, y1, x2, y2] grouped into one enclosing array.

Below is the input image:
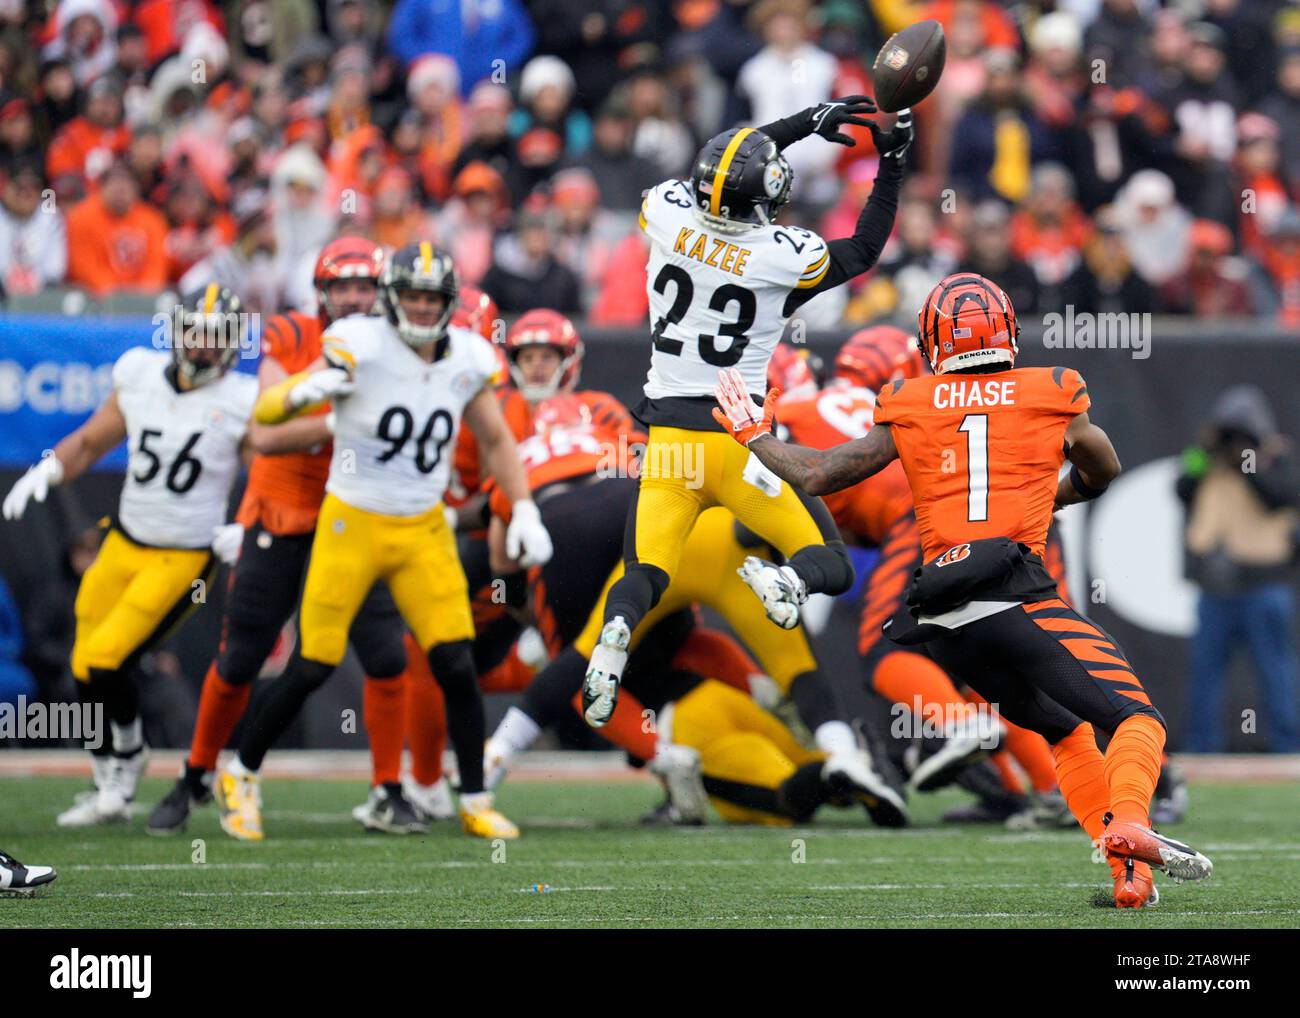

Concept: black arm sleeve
[[757, 111, 815, 151], [783, 157, 904, 315]]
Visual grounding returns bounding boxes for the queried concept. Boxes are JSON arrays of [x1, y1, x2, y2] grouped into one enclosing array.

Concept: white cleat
[[823, 749, 910, 828], [351, 783, 429, 834], [649, 741, 708, 825], [56, 749, 146, 827], [402, 775, 456, 820], [738, 556, 805, 630], [0, 850, 57, 896], [907, 714, 1003, 792], [582, 616, 630, 727]]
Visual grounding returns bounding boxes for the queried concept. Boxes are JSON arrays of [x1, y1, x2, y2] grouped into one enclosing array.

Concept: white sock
[[110, 718, 143, 755], [493, 706, 541, 757], [814, 720, 857, 756], [228, 755, 257, 779]]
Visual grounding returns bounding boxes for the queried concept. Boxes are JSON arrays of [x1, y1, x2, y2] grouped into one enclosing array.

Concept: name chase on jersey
[[639, 178, 831, 407], [322, 316, 498, 517], [114, 347, 257, 548]]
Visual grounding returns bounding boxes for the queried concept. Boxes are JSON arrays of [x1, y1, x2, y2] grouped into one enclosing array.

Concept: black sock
[[778, 762, 832, 822], [426, 641, 486, 794], [786, 542, 854, 597], [239, 656, 333, 772], [602, 563, 669, 633]]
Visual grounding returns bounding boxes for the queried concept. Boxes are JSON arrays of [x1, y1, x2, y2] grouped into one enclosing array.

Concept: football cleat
[[1113, 857, 1159, 909], [0, 849, 57, 896], [483, 739, 511, 791], [352, 783, 430, 834], [639, 796, 705, 827], [906, 713, 1003, 792], [823, 749, 909, 827], [738, 556, 806, 629], [459, 791, 519, 839], [1101, 814, 1212, 882], [215, 767, 264, 841], [582, 616, 630, 728], [402, 775, 456, 820], [1005, 789, 1076, 831], [146, 773, 213, 836], [648, 741, 708, 825]]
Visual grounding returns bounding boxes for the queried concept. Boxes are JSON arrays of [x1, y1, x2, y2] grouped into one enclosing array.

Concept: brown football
[[872, 20, 946, 113]]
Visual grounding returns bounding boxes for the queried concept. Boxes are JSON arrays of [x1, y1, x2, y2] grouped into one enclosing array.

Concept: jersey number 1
[[958, 414, 988, 522]]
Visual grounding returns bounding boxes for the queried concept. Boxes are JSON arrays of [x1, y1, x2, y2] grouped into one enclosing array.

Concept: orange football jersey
[[486, 392, 643, 522], [873, 366, 1089, 560], [236, 311, 332, 535], [779, 384, 914, 546], [447, 387, 534, 508]]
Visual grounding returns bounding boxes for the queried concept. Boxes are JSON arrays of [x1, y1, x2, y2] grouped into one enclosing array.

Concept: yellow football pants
[[576, 507, 818, 692], [299, 493, 473, 665], [672, 679, 824, 825], [71, 528, 213, 681], [630, 425, 827, 576]]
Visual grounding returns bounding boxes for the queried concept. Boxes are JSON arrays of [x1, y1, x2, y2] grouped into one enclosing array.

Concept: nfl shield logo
[[884, 46, 909, 71]]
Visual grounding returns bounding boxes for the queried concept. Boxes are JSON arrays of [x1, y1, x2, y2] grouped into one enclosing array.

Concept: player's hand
[[808, 95, 877, 145], [211, 523, 245, 565], [712, 367, 778, 446], [2, 455, 64, 520], [288, 368, 353, 411], [868, 108, 913, 160], [505, 499, 553, 567]]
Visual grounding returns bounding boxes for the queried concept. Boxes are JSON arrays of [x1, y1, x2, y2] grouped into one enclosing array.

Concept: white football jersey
[[639, 178, 831, 400], [114, 347, 256, 548], [322, 317, 498, 516]]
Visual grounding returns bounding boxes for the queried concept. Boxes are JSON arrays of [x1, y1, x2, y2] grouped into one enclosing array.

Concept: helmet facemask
[[172, 309, 241, 388]]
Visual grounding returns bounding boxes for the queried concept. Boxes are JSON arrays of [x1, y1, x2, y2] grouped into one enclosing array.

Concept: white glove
[[505, 499, 553, 567], [287, 368, 353, 411], [211, 523, 245, 565], [3, 455, 64, 520]]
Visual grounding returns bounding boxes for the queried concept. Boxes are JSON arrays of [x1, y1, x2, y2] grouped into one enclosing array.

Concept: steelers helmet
[[689, 127, 793, 233], [173, 283, 244, 387], [380, 241, 459, 349]]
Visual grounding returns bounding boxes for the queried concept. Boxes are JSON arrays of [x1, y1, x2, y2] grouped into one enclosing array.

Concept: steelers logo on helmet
[[380, 241, 459, 351], [763, 159, 787, 199]]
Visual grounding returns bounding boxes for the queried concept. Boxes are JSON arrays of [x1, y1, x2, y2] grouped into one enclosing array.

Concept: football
[[872, 19, 947, 113]]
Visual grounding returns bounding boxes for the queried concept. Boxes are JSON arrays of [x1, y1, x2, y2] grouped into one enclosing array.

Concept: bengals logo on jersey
[[934, 543, 971, 567]]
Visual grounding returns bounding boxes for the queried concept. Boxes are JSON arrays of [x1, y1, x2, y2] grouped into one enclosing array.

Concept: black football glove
[[807, 95, 877, 145], [868, 108, 914, 160]]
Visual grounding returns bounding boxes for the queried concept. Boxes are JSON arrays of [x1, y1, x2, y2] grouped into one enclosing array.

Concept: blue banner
[[0, 314, 259, 469]]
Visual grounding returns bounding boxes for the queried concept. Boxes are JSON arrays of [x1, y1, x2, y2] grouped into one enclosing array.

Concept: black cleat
[[146, 775, 212, 836], [352, 783, 429, 834]]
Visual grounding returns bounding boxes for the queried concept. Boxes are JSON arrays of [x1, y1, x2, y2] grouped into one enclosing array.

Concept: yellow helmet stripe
[[710, 127, 754, 219], [203, 282, 219, 314], [419, 241, 433, 274]]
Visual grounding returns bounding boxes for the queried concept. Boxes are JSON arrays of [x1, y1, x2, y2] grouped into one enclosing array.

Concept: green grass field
[[2, 775, 1295, 929]]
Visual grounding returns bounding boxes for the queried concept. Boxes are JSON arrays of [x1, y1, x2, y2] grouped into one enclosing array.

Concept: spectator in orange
[[132, 0, 224, 68], [1251, 207, 1300, 327], [923, 0, 1019, 51], [371, 166, 433, 251], [46, 74, 131, 201], [1161, 218, 1253, 317], [1233, 114, 1288, 259], [326, 46, 373, 143], [404, 54, 463, 202], [327, 123, 389, 221], [1010, 163, 1093, 305], [65, 159, 167, 295], [436, 161, 510, 287]]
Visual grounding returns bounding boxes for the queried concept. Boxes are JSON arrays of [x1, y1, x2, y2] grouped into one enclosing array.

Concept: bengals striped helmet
[[834, 325, 926, 392], [453, 285, 500, 342], [313, 236, 384, 323], [917, 274, 1019, 374]]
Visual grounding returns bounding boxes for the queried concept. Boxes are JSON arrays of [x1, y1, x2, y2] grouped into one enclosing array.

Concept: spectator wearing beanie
[[403, 54, 464, 202], [41, 0, 118, 88], [1233, 114, 1288, 259], [1009, 163, 1093, 309], [511, 55, 591, 159], [65, 158, 167, 295], [1114, 169, 1193, 287]]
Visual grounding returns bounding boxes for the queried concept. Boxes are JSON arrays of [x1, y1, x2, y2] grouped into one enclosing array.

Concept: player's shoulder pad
[[761, 224, 830, 289], [112, 344, 167, 392], [260, 310, 309, 361], [640, 179, 690, 238], [1046, 365, 1090, 412], [222, 368, 260, 416], [447, 323, 500, 385], [321, 313, 383, 372]]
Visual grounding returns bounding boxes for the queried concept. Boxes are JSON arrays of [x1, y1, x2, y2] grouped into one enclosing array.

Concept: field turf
[[2, 775, 1295, 929]]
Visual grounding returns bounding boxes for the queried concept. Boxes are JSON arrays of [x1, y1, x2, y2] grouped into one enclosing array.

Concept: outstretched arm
[[748, 426, 899, 496]]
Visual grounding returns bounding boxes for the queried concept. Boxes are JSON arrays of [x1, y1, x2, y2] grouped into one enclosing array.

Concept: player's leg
[[386, 504, 516, 839], [713, 435, 854, 627], [350, 582, 427, 834], [66, 531, 212, 825], [218, 496, 376, 841], [402, 634, 452, 818], [148, 525, 312, 834], [585, 427, 707, 724]]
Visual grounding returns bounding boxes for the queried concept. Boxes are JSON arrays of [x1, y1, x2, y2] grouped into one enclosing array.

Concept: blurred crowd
[[1, 0, 1299, 328]]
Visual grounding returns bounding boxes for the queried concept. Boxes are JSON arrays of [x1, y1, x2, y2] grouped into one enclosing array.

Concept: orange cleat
[[1101, 814, 1213, 882], [1111, 857, 1158, 909]]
